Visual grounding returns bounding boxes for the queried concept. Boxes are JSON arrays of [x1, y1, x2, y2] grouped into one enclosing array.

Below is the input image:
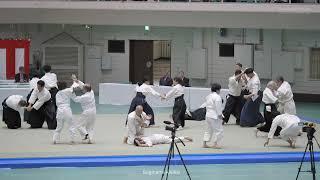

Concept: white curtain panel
[[0, 49, 6, 80], [15, 48, 25, 74]]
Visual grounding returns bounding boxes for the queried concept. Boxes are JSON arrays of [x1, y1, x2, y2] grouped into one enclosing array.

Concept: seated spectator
[[15, 66, 28, 83], [159, 71, 173, 86]]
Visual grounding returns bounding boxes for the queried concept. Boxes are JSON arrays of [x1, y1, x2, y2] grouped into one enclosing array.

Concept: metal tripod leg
[[174, 142, 192, 180], [161, 139, 176, 180], [296, 142, 309, 180], [309, 142, 316, 180]]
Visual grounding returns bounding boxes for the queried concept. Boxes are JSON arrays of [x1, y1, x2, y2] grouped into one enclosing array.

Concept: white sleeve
[[127, 117, 137, 145], [266, 90, 278, 103], [53, 74, 58, 86], [251, 81, 259, 95], [165, 87, 177, 99], [268, 118, 280, 139], [33, 91, 51, 110], [144, 138, 153, 147], [148, 86, 160, 97], [73, 93, 86, 103], [215, 97, 223, 116], [200, 95, 209, 108], [141, 112, 150, 126], [28, 90, 37, 104]]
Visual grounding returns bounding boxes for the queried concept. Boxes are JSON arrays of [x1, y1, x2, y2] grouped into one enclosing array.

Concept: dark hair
[[173, 77, 183, 85], [43, 65, 51, 73], [244, 68, 254, 74], [84, 84, 92, 92], [143, 78, 149, 83], [37, 80, 45, 87], [133, 138, 139, 146], [236, 63, 242, 68], [137, 82, 143, 86], [18, 100, 27, 107], [211, 83, 221, 92], [276, 76, 284, 83], [33, 74, 39, 78], [57, 81, 67, 90], [234, 69, 242, 76], [19, 66, 24, 71]]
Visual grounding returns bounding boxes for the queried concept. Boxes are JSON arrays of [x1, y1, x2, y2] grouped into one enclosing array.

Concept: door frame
[[129, 40, 154, 84]]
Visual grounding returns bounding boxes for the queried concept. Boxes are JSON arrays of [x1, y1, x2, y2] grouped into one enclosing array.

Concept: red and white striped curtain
[[0, 40, 30, 80]]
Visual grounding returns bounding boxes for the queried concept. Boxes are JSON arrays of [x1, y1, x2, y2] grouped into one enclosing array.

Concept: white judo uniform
[[53, 88, 75, 143], [72, 90, 96, 142], [200, 92, 223, 146], [29, 77, 40, 90], [276, 81, 296, 115], [126, 111, 150, 145], [41, 72, 58, 90], [268, 114, 301, 142], [29, 88, 51, 110], [6, 95, 24, 112], [141, 134, 185, 147]]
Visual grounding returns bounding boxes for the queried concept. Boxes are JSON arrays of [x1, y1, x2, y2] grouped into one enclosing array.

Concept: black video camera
[[164, 121, 179, 132], [299, 122, 316, 138]]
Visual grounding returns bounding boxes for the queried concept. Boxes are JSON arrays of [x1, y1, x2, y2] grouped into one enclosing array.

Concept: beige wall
[[1, 24, 320, 94]]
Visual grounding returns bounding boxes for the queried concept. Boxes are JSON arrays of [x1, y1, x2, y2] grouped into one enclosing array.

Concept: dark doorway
[[129, 40, 153, 84]]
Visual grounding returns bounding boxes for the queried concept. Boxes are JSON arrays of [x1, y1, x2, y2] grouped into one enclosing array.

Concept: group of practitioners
[[2, 62, 302, 149], [2, 65, 96, 144], [125, 63, 301, 149]]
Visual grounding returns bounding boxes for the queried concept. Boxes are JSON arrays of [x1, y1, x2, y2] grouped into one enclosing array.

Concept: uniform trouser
[[203, 117, 223, 146], [280, 124, 300, 142], [53, 107, 75, 142], [73, 110, 96, 141], [278, 99, 296, 115], [172, 96, 186, 127], [222, 95, 241, 123], [2, 104, 21, 129]]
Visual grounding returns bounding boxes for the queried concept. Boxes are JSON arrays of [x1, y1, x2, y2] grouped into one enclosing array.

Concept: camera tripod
[[160, 127, 192, 180], [295, 131, 320, 180]]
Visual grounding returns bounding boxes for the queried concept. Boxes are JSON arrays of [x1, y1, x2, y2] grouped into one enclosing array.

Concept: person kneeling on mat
[[264, 114, 301, 148], [2, 95, 27, 129], [26, 80, 57, 129]]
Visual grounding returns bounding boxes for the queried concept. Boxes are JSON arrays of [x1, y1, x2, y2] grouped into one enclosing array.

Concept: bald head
[[135, 105, 143, 116], [267, 81, 277, 90]]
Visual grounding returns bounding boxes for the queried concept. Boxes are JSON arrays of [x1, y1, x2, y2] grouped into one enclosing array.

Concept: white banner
[[0, 49, 6, 80], [15, 48, 25, 74]]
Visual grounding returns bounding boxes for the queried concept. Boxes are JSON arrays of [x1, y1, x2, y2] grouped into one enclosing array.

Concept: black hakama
[[172, 95, 186, 127], [240, 91, 265, 127], [257, 103, 282, 136], [126, 92, 155, 125], [222, 94, 241, 124], [2, 98, 21, 129], [24, 89, 57, 129], [49, 87, 58, 110], [185, 108, 206, 121]]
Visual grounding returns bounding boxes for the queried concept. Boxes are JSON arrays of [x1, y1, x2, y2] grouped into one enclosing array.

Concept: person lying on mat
[[133, 134, 193, 147]]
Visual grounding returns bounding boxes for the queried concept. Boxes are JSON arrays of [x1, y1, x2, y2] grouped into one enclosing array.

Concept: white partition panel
[[15, 48, 24, 74], [0, 49, 6, 80], [99, 83, 229, 110]]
